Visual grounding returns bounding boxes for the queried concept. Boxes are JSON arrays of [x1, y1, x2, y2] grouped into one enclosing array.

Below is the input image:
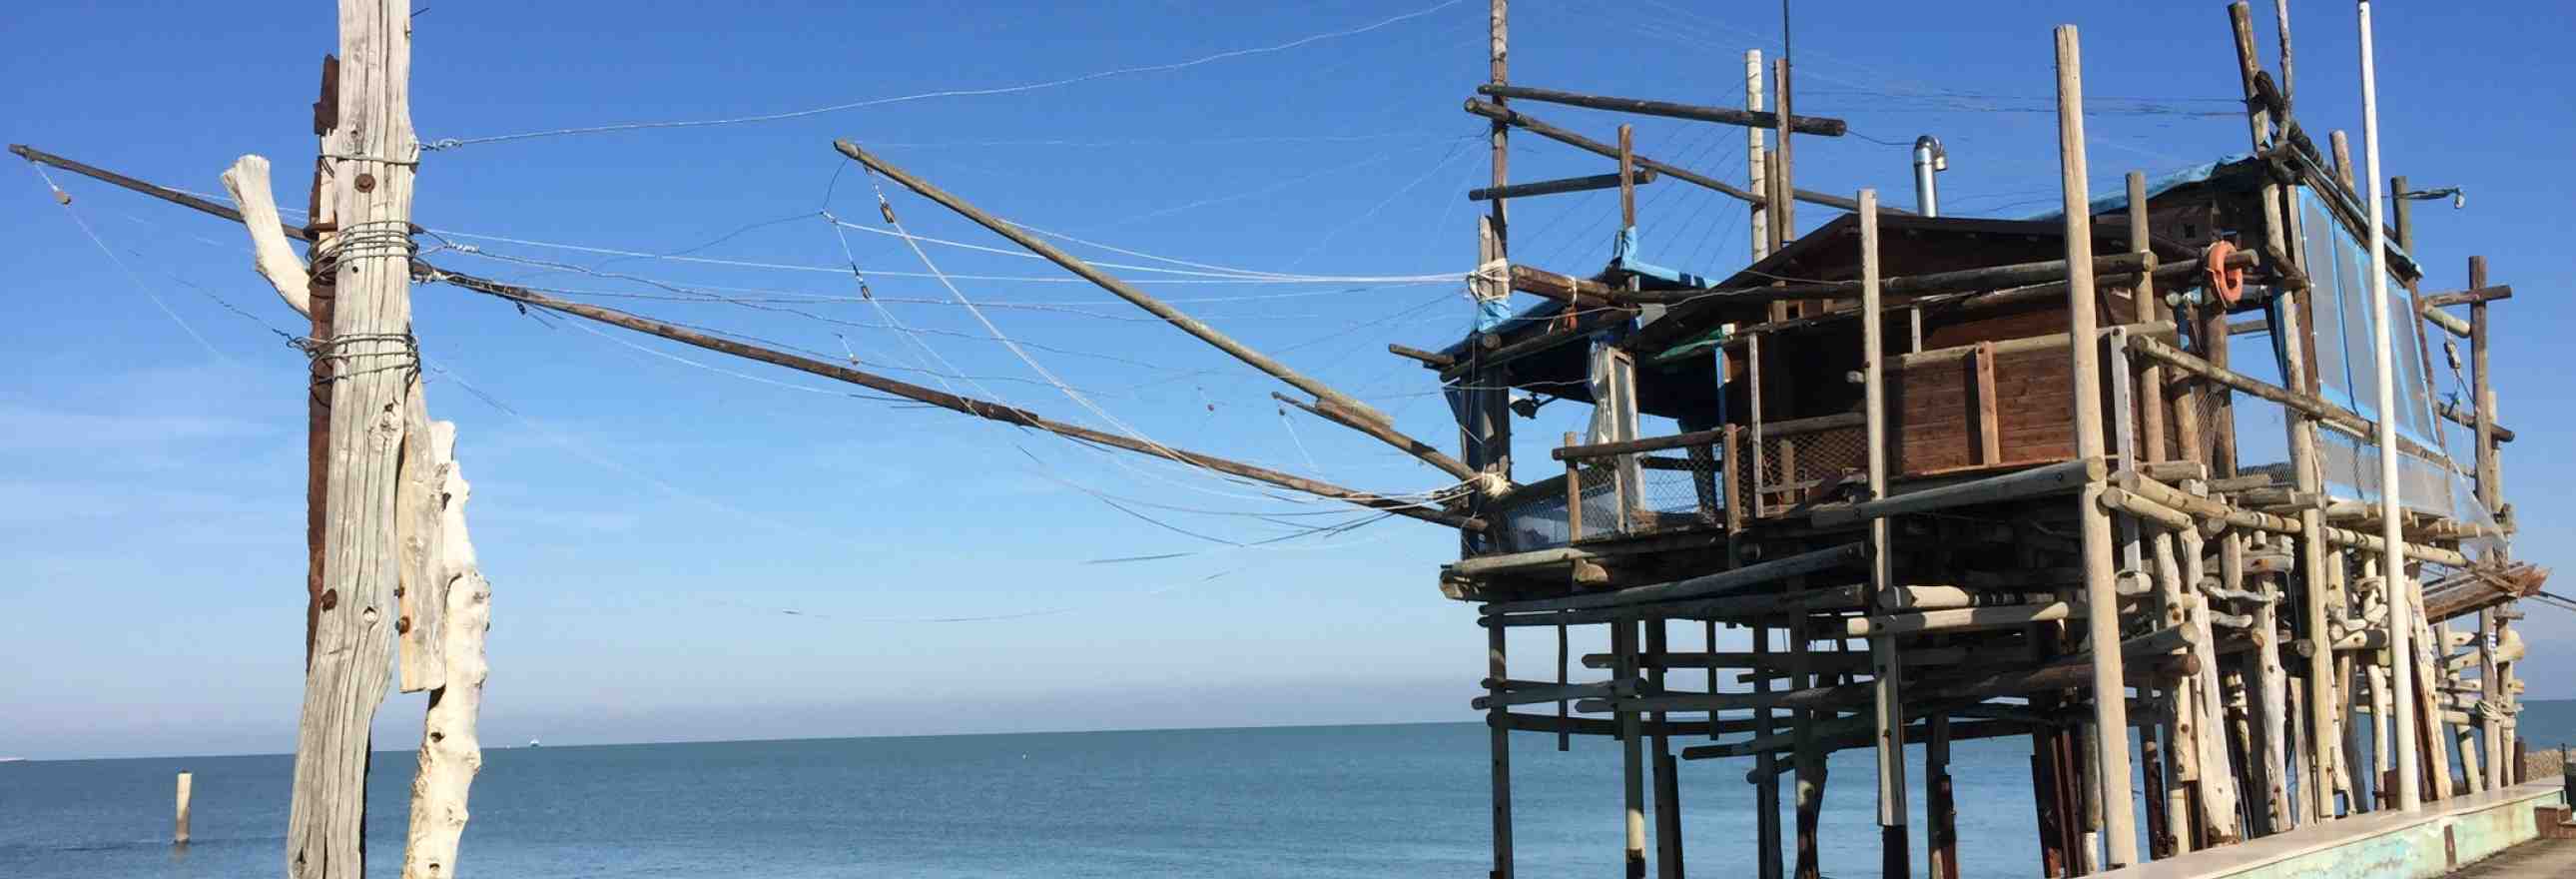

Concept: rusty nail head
[[395, 616, 411, 634], [321, 588, 339, 610], [355, 173, 376, 192]]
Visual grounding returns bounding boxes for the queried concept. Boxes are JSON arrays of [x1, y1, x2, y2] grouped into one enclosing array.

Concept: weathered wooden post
[[283, 0, 419, 875], [1858, 187, 1911, 879], [1646, 617, 1683, 879], [174, 771, 192, 845], [2054, 23, 2142, 869], [1617, 619, 1648, 879], [2470, 256, 2503, 791], [1482, 6, 1515, 877], [1790, 613, 1827, 879], [402, 423, 491, 879], [1744, 49, 1767, 263]]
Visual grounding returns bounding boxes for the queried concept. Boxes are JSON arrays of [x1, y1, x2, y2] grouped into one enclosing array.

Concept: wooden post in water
[[2054, 24, 2141, 869], [288, 2, 418, 876], [1647, 617, 1683, 879], [1618, 619, 1648, 879], [1791, 615, 1826, 879], [1486, 605, 1514, 879], [174, 772, 192, 845], [1928, 716, 1959, 879], [1753, 619, 1785, 879]]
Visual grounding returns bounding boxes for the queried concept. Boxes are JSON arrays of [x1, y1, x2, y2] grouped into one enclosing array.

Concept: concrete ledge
[[2096, 782, 2569, 879]]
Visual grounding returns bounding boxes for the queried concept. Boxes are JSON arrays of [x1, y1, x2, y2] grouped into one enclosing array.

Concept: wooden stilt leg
[[1619, 619, 1647, 879], [1648, 618, 1682, 879], [1792, 617, 1826, 879], [1486, 606, 1515, 879], [1930, 714, 1959, 879], [1754, 623, 1785, 879]]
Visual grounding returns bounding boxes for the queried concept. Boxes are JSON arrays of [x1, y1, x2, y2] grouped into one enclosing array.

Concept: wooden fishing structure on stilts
[[10, 1, 2567, 877]]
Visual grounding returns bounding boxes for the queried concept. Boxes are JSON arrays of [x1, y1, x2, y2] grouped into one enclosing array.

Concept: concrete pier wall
[[2096, 782, 2567, 879]]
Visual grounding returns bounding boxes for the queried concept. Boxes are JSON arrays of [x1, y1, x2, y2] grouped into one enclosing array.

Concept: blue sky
[[3, 1, 2571, 760]]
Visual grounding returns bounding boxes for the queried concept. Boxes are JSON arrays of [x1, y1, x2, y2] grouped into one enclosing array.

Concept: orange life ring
[[2205, 241, 2245, 305]]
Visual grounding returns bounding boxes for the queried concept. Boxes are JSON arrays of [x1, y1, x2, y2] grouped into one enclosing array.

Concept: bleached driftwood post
[[174, 771, 192, 845], [218, 157, 311, 318], [403, 422, 490, 879]]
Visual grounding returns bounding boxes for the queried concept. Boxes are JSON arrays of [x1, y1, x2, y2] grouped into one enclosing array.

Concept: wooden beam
[[1476, 83, 1850, 136], [1620, 251, 2167, 306], [2420, 285, 2511, 308], [1388, 344, 1454, 368], [837, 142, 1399, 429], [1489, 542, 1866, 615], [1470, 169, 1656, 202], [1583, 647, 1970, 670], [436, 276, 1477, 529], [1809, 457, 2103, 526], [1270, 392, 1478, 483], [1464, 98, 1889, 214], [1509, 264, 1624, 307], [10, 143, 313, 243], [1465, 99, 1763, 204]]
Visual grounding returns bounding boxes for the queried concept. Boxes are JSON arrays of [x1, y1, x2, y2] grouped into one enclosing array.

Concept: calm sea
[[8, 705, 2572, 878]]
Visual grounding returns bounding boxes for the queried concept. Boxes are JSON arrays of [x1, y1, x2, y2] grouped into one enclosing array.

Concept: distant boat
[[527, 738, 541, 748], [0, 757, 25, 763]]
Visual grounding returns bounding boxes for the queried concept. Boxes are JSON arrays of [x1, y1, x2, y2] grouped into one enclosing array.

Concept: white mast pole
[[2356, 0, 2419, 812]]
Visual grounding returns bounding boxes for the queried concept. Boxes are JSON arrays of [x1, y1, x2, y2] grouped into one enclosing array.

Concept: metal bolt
[[355, 173, 376, 193]]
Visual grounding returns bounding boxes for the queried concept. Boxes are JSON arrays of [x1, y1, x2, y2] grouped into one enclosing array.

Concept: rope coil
[[312, 219, 419, 274], [295, 330, 421, 383]]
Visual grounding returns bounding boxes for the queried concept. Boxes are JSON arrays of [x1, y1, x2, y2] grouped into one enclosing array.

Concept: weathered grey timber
[[286, 2, 416, 876]]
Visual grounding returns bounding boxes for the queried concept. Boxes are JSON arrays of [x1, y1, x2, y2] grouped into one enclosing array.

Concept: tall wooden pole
[[1859, 188, 1911, 879], [2055, 25, 2141, 869], [2129, 173, 2166, 464], [1619, 619, 1649, 879], [302, 56, 339, 667], [1648, 618, 1684, 879], [2469, 255, 2498, 517], [1753, 621, 1786, 879], [838, 146, 1405, 432], [1746, 50, 1768, 263], [2354, 0, 2419, 812], [2469, 255, 2502, 792], [1771, 58, 1796, 251], [2229, 0, 2343, 821], [1484, 5, 1516, 876], [288, 1, 417, 876]]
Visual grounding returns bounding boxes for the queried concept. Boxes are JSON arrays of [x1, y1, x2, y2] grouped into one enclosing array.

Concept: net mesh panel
[[1746, 425, 1867, 513], [1485, 439, 1732, 551]]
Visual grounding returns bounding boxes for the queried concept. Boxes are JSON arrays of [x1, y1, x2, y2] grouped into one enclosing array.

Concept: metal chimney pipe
[[1911, 135, 1947, 217]]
